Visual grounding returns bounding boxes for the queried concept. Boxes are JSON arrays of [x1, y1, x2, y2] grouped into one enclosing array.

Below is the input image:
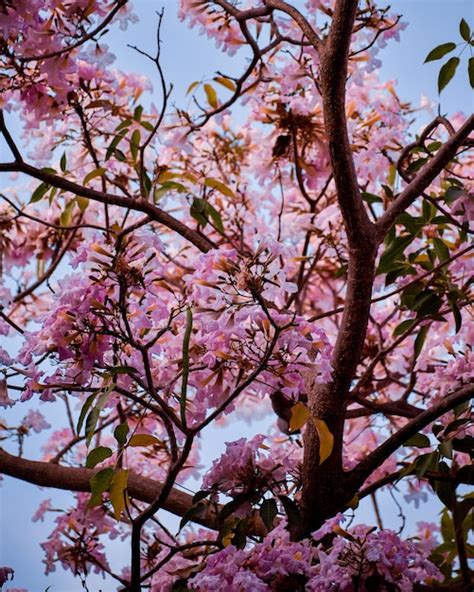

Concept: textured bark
[[298, 0, 378, 535], [0, 448, 266, 536]]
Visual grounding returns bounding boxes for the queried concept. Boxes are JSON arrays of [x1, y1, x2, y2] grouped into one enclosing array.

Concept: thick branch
[[318, 0, 374, 246], [0, 448, 265, 535], [376, 115, 474, 240], [349, 383, 474, 490], [0, 161, 213, 253], [300, 0, 378, 535]]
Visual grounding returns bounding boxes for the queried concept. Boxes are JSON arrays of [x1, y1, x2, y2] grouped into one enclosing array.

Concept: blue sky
[[1, 1, 472, 590]]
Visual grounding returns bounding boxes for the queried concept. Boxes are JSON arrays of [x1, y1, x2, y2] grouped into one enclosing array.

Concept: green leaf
[[407, 157, 428, 173], [108, 365, 138, 375], [179, 502, 205, 532], [278, 495, 301, 529], [105, 129, 128, 161], [424, 42, 456, 63], [459, 19, 471, 42], [30, 182, 51, 203], [85, 389, 112, 446], [60, 152, 67, 173], [393, 319, 416, 337], [361, 191, 383, 204], [433, 477, 453, 509], [141, 120, 155, 132], [441, 510, 454, 542], [83, 167, 106, 186], [180, 307, 193, 425], [412, 290, 442, 317], [190, 197, 208, 227], [400, 281, 424, 309], [141, 170, 152, 197], [192, 490, 210, 505], [449, 299, 462, 334], [59, 200, 75, 227], [86, 446, 113, 469], [232, 518, 248, 550], [115, 118, 132, 132], [89, 468, 114, 507], [260, 498, 278, 531], [426, 141, 442, 152], [130, 129, 141, 161], [414, 324, 430, 358], [114, 423, 129, 446], [404, 433, 431, 448], [469, 57, 474, 88], [438, 440, 453, 459], [109, 469, 128, 519], [444, 186, 464, 203], [206, 202, 224, 233], [77, 393, 97, 435], [438, 57, 460, 93], [432, 237, 450, 263], [133, 105, 143, 121], [414, 451, 438, 478], [154, 181, 188, 202], [378, 234, 414, 274]]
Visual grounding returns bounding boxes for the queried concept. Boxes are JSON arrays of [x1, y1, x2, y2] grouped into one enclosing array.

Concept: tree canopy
[[0, 1, 472, 591]]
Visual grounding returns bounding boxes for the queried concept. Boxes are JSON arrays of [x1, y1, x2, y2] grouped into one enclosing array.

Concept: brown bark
[[0, 448, 266, 536]]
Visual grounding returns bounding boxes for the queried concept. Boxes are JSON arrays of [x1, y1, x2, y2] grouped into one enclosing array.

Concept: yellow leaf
[[204, 177, 234, 198], [214, 76, 237, 92], [128, 434, 161, 447], [222, 532, 234, 547], [59, 201, 75, 227], [387, 163, 396, 187], [313, 418, 334, 465], [289, 402, 310, 433], [83, 167, 107, 186], [109, 469, 128, 519], [204, 83, 218, 109], [157, 171, 180, 183], [347, 494, 359, 510], [186, 80, 200, 96], [76, 196, 89, 212]]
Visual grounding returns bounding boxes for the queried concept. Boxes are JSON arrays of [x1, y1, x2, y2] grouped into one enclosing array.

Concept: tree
[[0, 0, 472, 590]]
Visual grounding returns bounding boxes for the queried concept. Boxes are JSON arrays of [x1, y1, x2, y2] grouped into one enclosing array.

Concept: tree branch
[[264, 0, 322, 49], [376, 115, 474, 241], [0, 161, 214, 253], [0, 448, 266, 535], [299, 0, 379, 535], [318, 0, 374, 246], [349, 383, 474, 490]]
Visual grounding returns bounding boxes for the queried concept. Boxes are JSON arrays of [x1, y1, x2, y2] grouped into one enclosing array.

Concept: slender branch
[[376, 115, 474, 240], [19, 0, 128, 62], [12, 229, 78, 303], [308, 244, 473, 322], [0, 111, 23, 162], [349, 383, 474, 489], [264, 0, 322, 50]]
